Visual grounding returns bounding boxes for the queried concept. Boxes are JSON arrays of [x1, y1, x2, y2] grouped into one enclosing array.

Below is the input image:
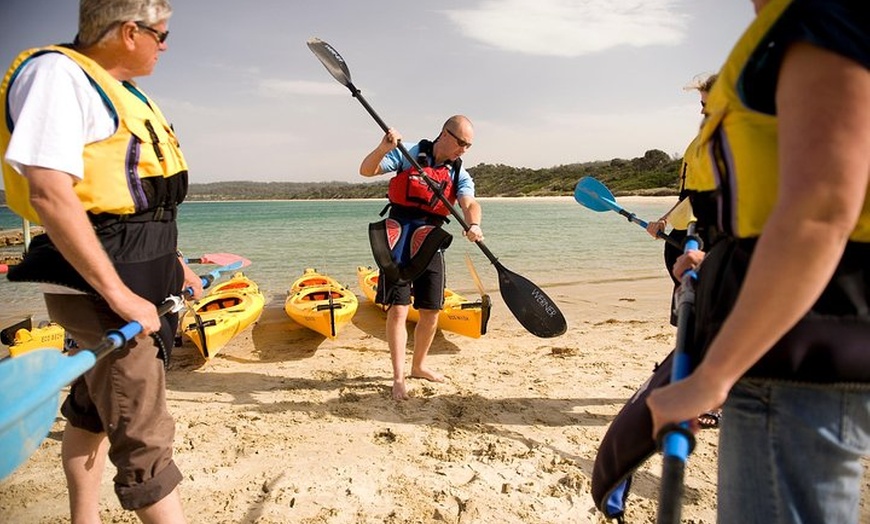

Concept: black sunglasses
[[445, 128, 472, 149], [135, 22, 169, 44]]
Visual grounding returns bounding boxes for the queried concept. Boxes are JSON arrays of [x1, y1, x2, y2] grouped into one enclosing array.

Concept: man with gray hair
[[1, 1, 200, 521]]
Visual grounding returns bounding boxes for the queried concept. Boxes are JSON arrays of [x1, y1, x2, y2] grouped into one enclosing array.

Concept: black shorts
[[376, 250, 445, 310]]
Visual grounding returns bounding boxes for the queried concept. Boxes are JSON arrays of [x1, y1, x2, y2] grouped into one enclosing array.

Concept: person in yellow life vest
[[647, 73, 718, 324], [0, 1, 202, 521], [360, 115, 483, 401], [647, 0, 869, 521], [646, 73, 722, 430]]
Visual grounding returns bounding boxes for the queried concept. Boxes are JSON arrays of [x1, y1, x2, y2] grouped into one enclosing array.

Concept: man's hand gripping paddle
[[0, 256, 251, 480], [308, 37, 566, 338], [0, 296, 183, 481]]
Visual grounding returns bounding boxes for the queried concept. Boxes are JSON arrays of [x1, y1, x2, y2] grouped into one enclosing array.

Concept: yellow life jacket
[[691, 0, 870, 241], [0, 45, 188, 224], [680, 131, 716, 194]]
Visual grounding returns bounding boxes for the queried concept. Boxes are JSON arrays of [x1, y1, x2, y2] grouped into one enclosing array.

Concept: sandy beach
[[1, 275, 867, 523]]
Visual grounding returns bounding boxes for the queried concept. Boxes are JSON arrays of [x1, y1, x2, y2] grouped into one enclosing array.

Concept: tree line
[[0, 149, 682, 204]]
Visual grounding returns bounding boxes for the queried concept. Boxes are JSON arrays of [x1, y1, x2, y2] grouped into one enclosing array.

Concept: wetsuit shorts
[[375, 250, 446, 310]]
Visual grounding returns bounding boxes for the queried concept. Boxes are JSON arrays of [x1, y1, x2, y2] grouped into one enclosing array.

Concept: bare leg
[[135, 487, 187, 524], [63, 424, 108, 524], [410, 309, 444, 383], [386, 305, 411, 400]]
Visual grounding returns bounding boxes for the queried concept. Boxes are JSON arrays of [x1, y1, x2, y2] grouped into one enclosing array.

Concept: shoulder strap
[[416, 139, 433, 169], [452, 157, 462, 190]]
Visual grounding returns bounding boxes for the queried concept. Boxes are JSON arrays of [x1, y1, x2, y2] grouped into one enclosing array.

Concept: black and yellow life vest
[[691, 0, 870, 240], [688, 0, 870, 384], [0, 45, 188, 224]]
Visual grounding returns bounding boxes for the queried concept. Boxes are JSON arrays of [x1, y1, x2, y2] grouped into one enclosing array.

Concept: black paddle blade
[[307, 37, 353, 87], [496, 263, 567, 338]]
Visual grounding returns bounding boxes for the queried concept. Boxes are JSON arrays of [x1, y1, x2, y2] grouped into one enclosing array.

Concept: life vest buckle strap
[[89, 205, 177, 229]]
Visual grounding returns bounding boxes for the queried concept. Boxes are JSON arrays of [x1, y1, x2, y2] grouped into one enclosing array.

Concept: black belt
[[381, 203, 448, 226], [90, 206, 177, 228]]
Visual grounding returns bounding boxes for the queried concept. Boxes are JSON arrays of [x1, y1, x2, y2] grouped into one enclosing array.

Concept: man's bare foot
[[410, 367, 445, 383], [392, 380, 410, 401]]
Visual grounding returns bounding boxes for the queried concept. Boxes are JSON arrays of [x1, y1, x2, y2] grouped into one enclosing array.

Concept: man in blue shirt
[[360, 115, 483, 400]]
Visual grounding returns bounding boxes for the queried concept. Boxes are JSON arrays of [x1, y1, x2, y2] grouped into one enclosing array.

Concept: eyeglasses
[[135, 22, 169, 44], [445, 128, 472, 149]]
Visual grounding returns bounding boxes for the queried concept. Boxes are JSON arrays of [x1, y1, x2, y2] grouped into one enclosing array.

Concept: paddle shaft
[[656, 222, 701, 524], [617, 209, 682, 249], [93, 297, 181, 359]]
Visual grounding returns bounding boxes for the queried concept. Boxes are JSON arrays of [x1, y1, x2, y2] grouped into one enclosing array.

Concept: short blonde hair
[[77, 0, 172, 47], [684, 73, 718, 94]]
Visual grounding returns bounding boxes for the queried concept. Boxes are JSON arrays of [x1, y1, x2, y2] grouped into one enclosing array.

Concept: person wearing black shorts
[[360, 115, 483, 400]]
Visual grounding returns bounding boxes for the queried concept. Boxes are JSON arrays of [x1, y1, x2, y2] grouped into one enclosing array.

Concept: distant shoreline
[[171, 194, 679, 204], [2, 192, 681, 209]]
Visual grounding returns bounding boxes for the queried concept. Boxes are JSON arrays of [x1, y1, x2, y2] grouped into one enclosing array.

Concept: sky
[[0, 1, 755, 184]]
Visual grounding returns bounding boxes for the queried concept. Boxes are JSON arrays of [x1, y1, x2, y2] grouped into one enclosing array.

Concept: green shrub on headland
[[0, 149, 681, 203]]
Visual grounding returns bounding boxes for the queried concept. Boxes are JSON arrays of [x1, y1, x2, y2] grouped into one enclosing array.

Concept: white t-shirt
[[5, 52, 116, 295], [5, 52, 116, 180]]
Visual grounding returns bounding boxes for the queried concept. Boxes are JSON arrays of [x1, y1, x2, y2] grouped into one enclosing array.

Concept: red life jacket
[[387, 140, 460, 217]]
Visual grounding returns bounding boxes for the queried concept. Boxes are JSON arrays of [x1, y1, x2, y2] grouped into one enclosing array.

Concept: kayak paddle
[[307, 37, 566, 338], [0, 295, 185, 481], [190, 258, 249, 292], [574, 176, 682, 249], [183, 252, 251, 267], [0, 257, 247, 479], [655, 221, 701, 523]]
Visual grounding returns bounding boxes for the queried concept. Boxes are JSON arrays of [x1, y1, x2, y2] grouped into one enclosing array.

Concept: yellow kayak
[[181, 272, 265, 360], [284, 268, 358, 339], [356, 265, 491, 339], [1, 318, 65, 357]]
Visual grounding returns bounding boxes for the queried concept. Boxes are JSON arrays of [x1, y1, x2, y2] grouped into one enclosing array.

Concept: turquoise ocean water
[[0, 197, 675, 325]]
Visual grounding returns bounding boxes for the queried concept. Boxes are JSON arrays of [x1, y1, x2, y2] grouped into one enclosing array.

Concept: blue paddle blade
[[0, 349, 96, 480], [209, 259, 243, 280], [574, 177, 622, 213]]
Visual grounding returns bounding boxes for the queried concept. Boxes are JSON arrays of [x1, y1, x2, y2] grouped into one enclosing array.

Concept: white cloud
[[257, 79, 347, 98], [443, 0, 689, 57]]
